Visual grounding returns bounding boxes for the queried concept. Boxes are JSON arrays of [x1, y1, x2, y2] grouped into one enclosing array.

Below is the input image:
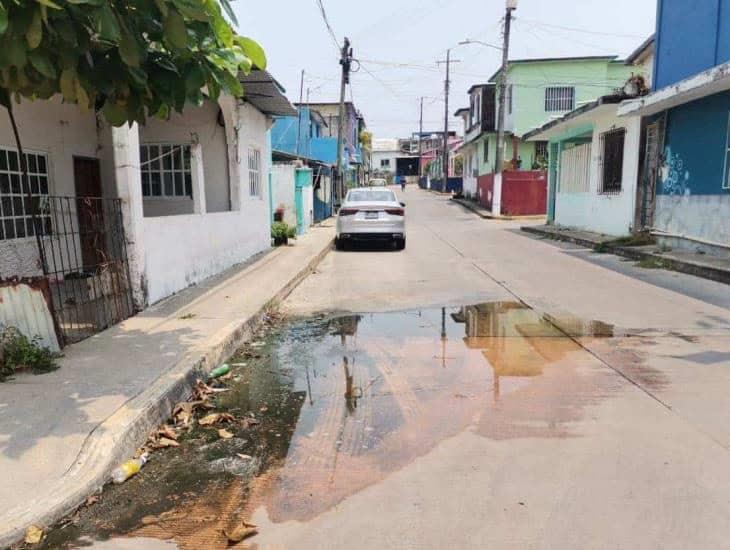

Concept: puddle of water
[[42, 302, 662, 549]]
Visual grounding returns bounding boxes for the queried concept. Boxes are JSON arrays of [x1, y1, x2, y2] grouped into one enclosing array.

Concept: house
[[523, 39, 655, 236], [0, 70, 295, 349], [425, 134, 465, 193], [370, 137, 421, 183], [461, 56, 635, 216], [455, 84, 496, 199], [270, 106, 335, 225], [305, 102, 369, 190], [619, 0, 730, 256]]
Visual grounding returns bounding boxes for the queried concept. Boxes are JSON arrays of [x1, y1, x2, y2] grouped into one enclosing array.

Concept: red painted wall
[[500, 171, 547, 216], [477, 174, 494, 210]]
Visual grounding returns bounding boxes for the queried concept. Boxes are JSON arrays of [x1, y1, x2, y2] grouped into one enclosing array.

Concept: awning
[[524, 96, 624, 142], [618, 62, 730, 118], [238, 70, 297, 117]]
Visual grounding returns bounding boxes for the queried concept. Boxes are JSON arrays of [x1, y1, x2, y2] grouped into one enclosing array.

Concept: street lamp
[[458, 39, 503, 52]]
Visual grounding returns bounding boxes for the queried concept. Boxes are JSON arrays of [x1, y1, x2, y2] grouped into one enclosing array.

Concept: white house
[[524, 38, 655, 236], [0, 70, 295, 348]]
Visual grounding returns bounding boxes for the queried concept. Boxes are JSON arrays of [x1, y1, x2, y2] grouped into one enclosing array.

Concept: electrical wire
[[314, 0, 340, 51], [517, 18, 646, 39]]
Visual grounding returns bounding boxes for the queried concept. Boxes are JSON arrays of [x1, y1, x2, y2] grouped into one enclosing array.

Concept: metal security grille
[[545, 86, 575, 112], [37, 196, 134, 346], [0, 148, 52, 240], [559, 143, 591, 193], [140, 144, 192, 198], [599, 128, 626, 194], [248, 147, 261, 197]]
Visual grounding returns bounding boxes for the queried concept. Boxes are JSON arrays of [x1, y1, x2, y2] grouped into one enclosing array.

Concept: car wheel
[[335, 238, 346, 251], [396, 238, 406, 251]]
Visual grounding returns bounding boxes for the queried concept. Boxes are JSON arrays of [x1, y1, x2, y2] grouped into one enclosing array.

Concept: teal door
[[295, 168, 313, 235]]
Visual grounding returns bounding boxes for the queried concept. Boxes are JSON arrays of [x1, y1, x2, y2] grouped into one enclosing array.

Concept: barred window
[[140, 144, 192, 198], [248, 147, 262, 197], [0, 148, 51, 241], [483, 137, 489, 163], [535, 141, 548, 161], [599, 128, 626, 194], [545, 86, 575, 112]]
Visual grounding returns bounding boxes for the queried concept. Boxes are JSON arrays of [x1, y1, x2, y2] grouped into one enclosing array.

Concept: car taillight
[[386, 208, 404, 216], [339, 208, 358, 216]]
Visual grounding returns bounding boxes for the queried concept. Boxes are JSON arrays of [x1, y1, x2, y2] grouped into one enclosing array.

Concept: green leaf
[[119, 32, 141, 67], [163, 9, 188, 50], [96, 4, 121, 42], [26, 9, 43, 50], [35, 0, 62, 9], [219, 0, 238, 26], [184, 63, 205, 94], [171, 0, 209, 21], [0, 4, 8, 37], [236, 37, 266, 70], [6, 40, 28, 69], [59, 68, 77, 101], [213, 15, 233, 47], [28, 50, 56, 78], [102, 101, 127, 126]]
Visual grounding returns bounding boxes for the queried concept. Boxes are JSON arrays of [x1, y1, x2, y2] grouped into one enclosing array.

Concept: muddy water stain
[[40, 302, 664, 548]]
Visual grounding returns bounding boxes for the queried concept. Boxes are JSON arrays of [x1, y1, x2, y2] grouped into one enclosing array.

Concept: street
[[44, 187, 730, 550]]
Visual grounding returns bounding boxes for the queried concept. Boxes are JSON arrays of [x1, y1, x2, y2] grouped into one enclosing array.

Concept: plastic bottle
[[208, 364, 231, 380], [111, 453, 149, 484]]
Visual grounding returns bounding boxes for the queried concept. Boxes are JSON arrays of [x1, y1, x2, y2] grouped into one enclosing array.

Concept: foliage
[[359, 130, 372, 152], [594, 232, 655, 253], [271, 221, 296, 241], [0, 326, 60, 382], [0, 0, 267, 126]]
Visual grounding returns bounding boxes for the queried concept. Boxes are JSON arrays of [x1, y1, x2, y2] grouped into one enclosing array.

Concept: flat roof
[[488, 55, 620, 82]]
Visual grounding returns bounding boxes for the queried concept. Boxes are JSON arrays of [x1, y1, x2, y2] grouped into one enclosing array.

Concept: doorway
[[73, 157, 105, 270]]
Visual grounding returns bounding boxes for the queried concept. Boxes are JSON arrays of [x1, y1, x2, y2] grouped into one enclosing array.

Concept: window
[[381, 159, 391, 168], [535, 141, 548, 161], [508, 84, 513, 115], [0, 148, 51, 241], [599, 128, 626, 194], [248, 147, 262, 197], [483, 137, 490, 163], [140, 144, 192, 198], [347, 190, 396, 202], [545, 86, 575, 112]]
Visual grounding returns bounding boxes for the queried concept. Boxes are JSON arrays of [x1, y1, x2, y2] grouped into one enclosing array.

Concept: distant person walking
[[399, 175, 406, 192]]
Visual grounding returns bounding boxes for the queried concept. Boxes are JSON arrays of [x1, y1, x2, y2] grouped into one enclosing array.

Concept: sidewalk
[[521, 224, 730, 285], [451, 197, 546, 221], [0, 222, 335, 547]]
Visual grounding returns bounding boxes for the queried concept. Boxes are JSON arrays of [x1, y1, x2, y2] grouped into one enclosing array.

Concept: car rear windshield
[[347, 190, 396, 202]]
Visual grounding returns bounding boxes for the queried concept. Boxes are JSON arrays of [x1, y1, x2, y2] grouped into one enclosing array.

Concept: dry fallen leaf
[[218, 428, 235, 439], [224, 521, 258, 542], [157, 425, 178, 440], [242, 417, 261, 429], [236, 453, 253, 460], [199, 413, 235, 426], [25, 525, 43, 544], [85, 494, 100, 507], [141, 515, 159, 525], [155, 437, 180, 448]]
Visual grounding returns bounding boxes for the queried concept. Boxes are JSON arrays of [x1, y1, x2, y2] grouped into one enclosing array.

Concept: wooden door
[[73, 157, 104, 271]]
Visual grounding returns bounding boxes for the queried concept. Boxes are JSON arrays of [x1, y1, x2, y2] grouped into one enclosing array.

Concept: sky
[[235, 0, 658, 140]]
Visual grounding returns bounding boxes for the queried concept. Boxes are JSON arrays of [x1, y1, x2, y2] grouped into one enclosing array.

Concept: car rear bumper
[[338, 232, 405, 241]]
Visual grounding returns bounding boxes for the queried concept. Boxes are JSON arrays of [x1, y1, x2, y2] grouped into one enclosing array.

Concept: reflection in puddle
[[46, 302, 663, 548]]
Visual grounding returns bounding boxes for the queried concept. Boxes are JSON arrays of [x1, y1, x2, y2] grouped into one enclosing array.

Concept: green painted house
[[459, 56, 636, 194]]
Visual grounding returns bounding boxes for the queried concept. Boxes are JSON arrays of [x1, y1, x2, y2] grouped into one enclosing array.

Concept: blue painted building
[[620, 0, 730, 255]]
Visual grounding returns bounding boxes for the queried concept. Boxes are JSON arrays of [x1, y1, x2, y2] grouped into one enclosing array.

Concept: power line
[[517, 18, 645, 39], [314, 0, 340, 51]]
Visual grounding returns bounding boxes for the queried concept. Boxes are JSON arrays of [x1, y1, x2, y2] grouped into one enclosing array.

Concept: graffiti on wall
[[659, 146, 691, 196]]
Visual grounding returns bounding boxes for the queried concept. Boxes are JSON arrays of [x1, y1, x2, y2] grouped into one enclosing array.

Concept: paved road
[[247, 187, 730, 550]]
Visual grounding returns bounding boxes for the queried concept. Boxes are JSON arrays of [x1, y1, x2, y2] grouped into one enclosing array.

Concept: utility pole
[[336, 37, 353, 204], [418, 97, 424, 178], [437, 51, 460, 187], [296, 69, 305, 157], [495, 2, 516, 174]]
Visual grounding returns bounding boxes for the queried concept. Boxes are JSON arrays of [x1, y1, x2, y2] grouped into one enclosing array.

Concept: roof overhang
[[618, 62, 730, 118], [524, 96, 624, 142], [239, 70, 297, 117]]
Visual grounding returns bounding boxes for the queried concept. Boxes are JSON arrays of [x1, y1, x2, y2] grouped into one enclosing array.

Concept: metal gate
[[36, 196, 135, 346], [638, 116, 666, 229]]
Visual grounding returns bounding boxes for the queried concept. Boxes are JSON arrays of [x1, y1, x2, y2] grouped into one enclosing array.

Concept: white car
[[336, 187, 406, 250], [368, 178, 388, 187]]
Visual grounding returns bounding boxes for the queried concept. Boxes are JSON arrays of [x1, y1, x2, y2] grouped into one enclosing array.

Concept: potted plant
[[271, 222, 297, 246]]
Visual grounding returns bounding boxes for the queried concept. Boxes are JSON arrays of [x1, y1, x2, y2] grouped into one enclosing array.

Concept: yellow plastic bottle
[[111, 453, 149, 484]]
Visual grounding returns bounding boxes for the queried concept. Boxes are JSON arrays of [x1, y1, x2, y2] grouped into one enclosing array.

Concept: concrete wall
[[655, 0, 730, 89], [654, 90, 730, 250], [500, 59, 635, 136], [271, 163, 297, 227], [139, 99, 229, 216], [554, 112, 642, 236], [0, 96, 99, 278], [371, 150, 398, 175]]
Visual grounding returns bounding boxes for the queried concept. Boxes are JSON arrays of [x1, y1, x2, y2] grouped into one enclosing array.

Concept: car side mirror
[[400, 202, 406, 207]]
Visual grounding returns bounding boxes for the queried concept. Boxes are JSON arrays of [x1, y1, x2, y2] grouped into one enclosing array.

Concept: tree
[[0, 0, 266, 251]]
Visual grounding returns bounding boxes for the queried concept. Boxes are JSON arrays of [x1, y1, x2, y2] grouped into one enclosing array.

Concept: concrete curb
[[0, 236, 333, 548], [521, 225, 730, 286], [452, 198, 546, 222]]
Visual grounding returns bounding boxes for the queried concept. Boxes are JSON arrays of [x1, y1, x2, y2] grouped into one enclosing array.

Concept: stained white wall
[[0, 96, 99, 278], [554, 112, 641, 236], [271, 163, 297, 227], [655, 194, 730, 254], [371, 150, 397, 175], [139, 99, 229, 216], [143, 100, 271, 304]]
